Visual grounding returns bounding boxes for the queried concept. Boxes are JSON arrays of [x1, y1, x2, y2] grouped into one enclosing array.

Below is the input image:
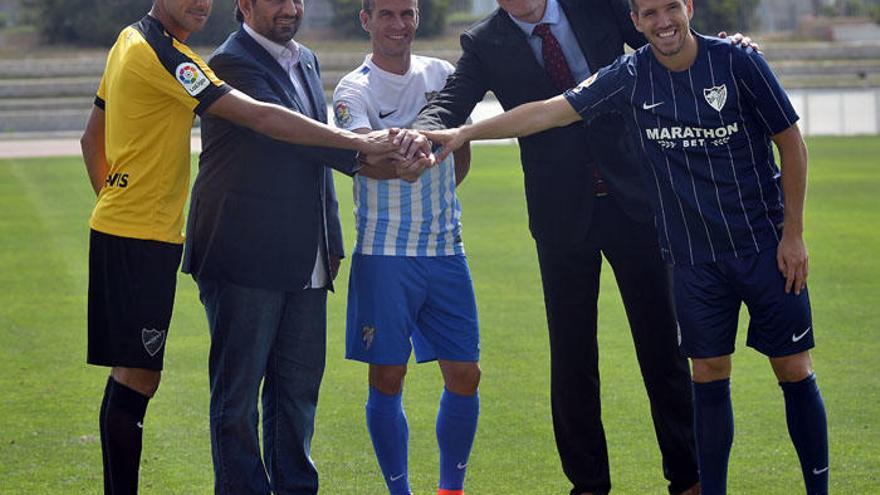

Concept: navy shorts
[[345, 254, 480, 365], [673, 248, 814, 359], [88, 229, 182, 370]]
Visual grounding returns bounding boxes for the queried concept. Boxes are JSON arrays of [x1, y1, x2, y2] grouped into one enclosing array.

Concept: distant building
[[756, 0, 820, 32]]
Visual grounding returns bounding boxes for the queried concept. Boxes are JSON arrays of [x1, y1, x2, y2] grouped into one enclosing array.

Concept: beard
[[266, 16, 301, 43], [651, 28, 687, 57]]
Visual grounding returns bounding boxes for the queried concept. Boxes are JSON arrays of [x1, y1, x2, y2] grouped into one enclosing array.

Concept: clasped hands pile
[[355, 127, 463, 182]]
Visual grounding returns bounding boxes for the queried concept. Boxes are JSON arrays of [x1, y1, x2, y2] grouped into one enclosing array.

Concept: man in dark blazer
[[414, 0, 699, 493], [181, 1, 394, 493]]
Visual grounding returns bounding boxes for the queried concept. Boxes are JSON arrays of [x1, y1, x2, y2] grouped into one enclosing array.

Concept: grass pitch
[[0, 138, 878, 493]]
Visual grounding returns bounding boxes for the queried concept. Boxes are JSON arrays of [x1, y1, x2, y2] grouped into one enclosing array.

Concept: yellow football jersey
[[90, 14, 230, 244]]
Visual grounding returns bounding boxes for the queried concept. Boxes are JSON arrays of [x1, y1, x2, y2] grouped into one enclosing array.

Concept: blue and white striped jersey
[[333, 55, 464, 256], [564, 33, 798, 266]]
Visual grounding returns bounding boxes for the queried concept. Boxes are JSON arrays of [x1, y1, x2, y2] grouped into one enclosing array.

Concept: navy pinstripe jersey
[[564, 33, 799, 266]]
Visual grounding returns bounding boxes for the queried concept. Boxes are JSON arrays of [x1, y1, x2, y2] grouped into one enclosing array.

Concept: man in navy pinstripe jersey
[[418, 0, 829, 493]]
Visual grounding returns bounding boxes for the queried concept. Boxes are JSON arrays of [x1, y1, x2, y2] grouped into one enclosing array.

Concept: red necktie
[[532, 23, 609, 196], [532, 23, 576, 92]]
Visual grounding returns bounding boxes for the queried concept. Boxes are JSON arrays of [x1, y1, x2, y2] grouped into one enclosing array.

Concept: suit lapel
[[559, 0, 606, 75], [235, 29, 308, 114], [296, 50, 327, 123], [493, 11, 556, 95]]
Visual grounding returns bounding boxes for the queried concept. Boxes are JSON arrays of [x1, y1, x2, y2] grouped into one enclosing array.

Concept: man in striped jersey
[[332, 0, 479, 493], [420, 0, 828, 493]]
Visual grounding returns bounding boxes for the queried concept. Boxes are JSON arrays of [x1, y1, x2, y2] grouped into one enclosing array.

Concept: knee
[[771, 352, 813, 383], [442, 362, 481, 396], [111, 367, 161, 398], [369, 365, 407, 395], [691, 356, 731, 383]]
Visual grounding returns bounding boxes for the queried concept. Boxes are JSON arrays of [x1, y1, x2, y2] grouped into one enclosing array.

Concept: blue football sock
[[436, 388, 479, 491], [693, 379, 734, 495], [780, 374, 829, 495], [366, 387, 411, 495]]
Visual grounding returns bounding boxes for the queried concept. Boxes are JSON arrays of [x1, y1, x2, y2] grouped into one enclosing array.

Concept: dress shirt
[[242, 22, 327, 288], [508, 0, 592, 84]]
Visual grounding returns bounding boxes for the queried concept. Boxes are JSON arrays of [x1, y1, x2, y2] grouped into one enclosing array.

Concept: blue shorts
[[673, 248, 814, 359], [345, 254, 480, 365]]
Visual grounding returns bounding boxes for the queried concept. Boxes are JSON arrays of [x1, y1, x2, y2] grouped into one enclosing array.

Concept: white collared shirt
[[242, 22, 315, 118], [507, 0, 592, 84], [242, 22, 327, 288]]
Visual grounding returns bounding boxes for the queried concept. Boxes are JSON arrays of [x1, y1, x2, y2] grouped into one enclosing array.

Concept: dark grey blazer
[[415, 0, 653, 246], [182, 28, 358, 291]]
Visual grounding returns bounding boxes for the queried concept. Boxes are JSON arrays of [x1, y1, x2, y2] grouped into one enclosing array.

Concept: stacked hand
[[419, 128, 466, 163], [356, 128, 437, 182]]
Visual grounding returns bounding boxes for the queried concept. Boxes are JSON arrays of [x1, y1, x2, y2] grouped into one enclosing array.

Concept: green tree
[[690, 0, 759, 35], [328, 0, 450, 39]]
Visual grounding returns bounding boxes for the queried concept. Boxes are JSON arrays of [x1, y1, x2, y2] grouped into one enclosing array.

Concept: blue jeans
[[197, 278, 327, 495]]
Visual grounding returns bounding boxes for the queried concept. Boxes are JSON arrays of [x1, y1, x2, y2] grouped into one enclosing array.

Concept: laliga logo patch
[[334, 101, 352, 128], [175, 62, 209, 96], [142, 328, 167, 357], [703, 84, 727, 112]]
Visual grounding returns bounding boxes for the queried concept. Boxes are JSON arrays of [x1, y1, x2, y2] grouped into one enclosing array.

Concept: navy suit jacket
[[182, 28, 359, 291], [415, 0, 653, 246]]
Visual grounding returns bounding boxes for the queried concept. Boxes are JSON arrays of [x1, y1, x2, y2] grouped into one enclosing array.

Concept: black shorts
[[88, 229, 183, 370]]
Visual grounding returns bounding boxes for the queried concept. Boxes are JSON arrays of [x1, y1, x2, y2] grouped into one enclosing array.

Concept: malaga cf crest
[[362, 325, 376, 350], [703, 84, 727, 112]]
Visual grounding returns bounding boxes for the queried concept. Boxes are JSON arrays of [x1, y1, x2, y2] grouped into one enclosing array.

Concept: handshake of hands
[[355, 127, 464, 182]]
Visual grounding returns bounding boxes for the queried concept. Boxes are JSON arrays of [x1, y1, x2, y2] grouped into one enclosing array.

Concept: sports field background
[[0, 137, 878, 493]]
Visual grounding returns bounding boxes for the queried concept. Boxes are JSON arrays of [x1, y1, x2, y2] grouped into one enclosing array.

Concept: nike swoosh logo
[[792, 326, 812, 342], [456, 462, 468, 470], [642, 101, 665, 110], [812, 466, 829, 475], [389, 474, 405, 482], [379, 110, 397, 119], [136, 422, 143, 429]]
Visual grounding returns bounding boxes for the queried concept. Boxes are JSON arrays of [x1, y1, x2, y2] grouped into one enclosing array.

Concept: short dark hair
[[363, 0, 419, 14], [630, 0, 689, 14]]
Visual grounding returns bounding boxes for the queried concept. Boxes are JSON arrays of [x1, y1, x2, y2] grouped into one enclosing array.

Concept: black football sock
[[99, 376, 150, 495], [693, 378, 734, 495], [780, 374, 829, 495]]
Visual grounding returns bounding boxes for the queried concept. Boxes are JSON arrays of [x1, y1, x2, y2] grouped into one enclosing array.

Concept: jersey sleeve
[[733, 47, 799, 135], [440, 60, 456, 80], [95, 74, 107, 110], [332, 79, 372, 131], [134, 39, 231, 116], [563, 55, 633, 125]]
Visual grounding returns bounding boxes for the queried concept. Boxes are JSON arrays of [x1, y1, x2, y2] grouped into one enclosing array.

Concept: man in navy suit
[[182, 0, 400, 493]]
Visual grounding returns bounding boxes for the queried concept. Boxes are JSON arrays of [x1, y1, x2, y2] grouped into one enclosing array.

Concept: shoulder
[[462, 8, 504, 41], [605, 51, 640, 79], [334, 65, 372, 101], [700, 33, 750, 60], [412, 55, 454, 76], [700, 33, 764, 75], [336, 63, 371, 91]]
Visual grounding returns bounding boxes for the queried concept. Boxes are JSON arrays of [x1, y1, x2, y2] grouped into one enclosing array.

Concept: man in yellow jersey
[[79, 1, 427, 492]]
